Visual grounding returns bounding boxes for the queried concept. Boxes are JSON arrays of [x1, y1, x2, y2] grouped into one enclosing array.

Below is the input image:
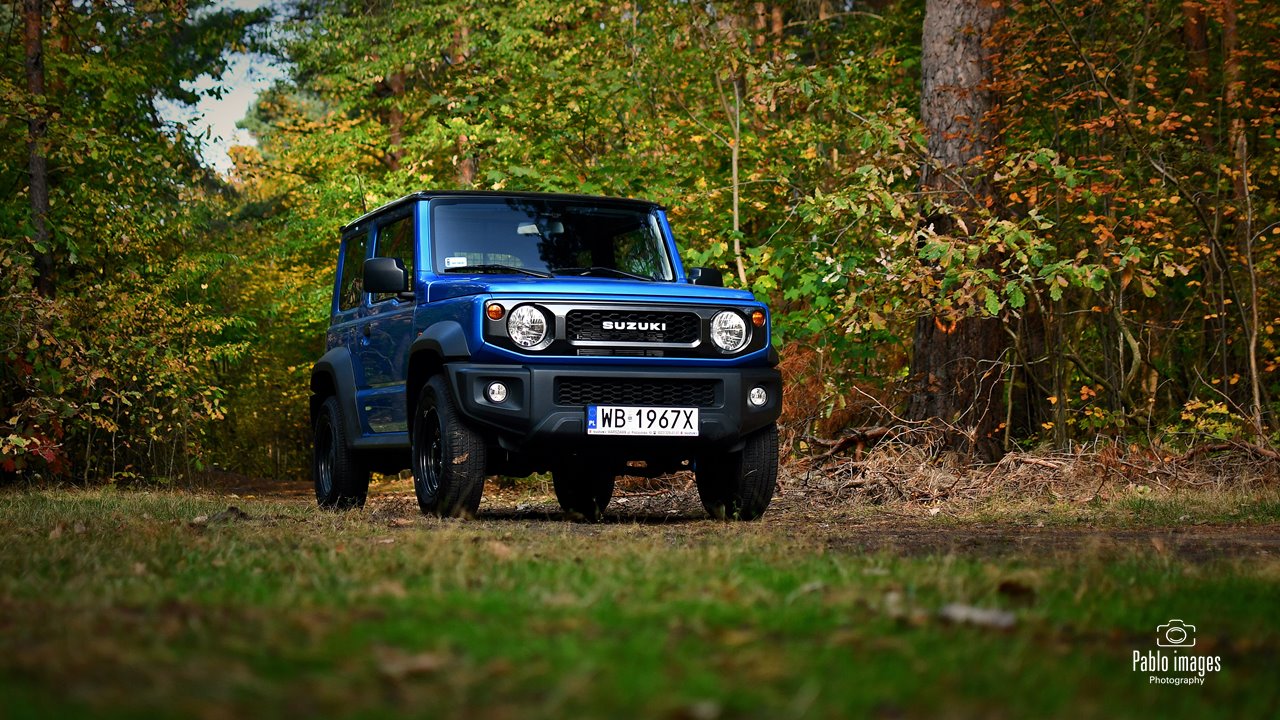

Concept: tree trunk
[[1221, 0, 1264, 436], [25, 0, 53, 297], [456, 133, 476, 186], [1181, 1, 1209, 97], [729, 78, 744, 286], [384, 71, 405, 172], [1222, 0, 1247, 238], [452, 20, 476, 186], [907, 0, 1005, 461]]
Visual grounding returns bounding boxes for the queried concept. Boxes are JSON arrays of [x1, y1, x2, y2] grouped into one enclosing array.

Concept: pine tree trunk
[[25, 0, 53, 297], [907, 0, 1005, 460]]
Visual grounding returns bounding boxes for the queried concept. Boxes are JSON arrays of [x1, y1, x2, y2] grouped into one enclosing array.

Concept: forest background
[[1, 0, 1276, 484]]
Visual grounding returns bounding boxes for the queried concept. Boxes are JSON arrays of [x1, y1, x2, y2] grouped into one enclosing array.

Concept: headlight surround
[[507, 304, 549, 348], [709, 310, 749, 353]]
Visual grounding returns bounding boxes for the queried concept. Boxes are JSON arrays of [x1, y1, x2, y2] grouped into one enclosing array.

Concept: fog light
[[748, 386, 768, 407], [486, 381, 509, 404]]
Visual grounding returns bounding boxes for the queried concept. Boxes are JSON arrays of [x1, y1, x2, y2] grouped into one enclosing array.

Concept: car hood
[[424, 276, 760, 304]]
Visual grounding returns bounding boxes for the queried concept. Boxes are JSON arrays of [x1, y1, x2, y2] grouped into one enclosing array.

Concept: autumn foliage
[[2, 0, 1277, 481]]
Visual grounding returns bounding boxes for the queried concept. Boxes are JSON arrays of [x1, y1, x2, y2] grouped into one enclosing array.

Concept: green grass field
[[1, 487, 1277, 719]]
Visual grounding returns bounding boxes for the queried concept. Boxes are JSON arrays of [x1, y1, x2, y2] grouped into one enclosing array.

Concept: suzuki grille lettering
[[602, 320, 667, 331]]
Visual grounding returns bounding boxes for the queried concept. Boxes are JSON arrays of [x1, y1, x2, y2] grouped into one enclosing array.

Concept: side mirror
[[687, 267, 724, 287], [364, 256, 408, 294]]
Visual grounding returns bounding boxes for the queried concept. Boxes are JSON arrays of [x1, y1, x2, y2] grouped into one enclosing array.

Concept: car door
[[355, 208, 418, 434], [330, 225, 372, 434]]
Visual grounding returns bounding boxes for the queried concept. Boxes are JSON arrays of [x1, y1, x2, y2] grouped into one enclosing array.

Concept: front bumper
[[445, 363, 782, 455]]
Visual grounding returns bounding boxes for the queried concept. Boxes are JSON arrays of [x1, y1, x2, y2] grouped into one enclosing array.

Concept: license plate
[[586, 406, 699, 436]]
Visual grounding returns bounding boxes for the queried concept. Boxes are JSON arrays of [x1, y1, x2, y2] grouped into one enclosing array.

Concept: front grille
[[556, 378, 718, 407], [566, 310, 700, 344]]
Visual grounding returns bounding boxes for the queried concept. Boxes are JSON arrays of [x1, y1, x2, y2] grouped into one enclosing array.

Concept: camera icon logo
[[1156, 619, 1196, 648]]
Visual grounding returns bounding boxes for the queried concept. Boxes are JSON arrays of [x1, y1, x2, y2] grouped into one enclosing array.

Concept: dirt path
[[194, 470, 1280, 562]]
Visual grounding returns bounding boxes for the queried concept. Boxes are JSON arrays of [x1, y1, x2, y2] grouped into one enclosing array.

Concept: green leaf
[[1007, 284, 1026, 309], [984, 288, 1001, 316]]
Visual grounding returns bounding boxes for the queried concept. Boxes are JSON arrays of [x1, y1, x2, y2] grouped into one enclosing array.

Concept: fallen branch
[[807, 426, 893, 462], [1004, 455, 1064, 470], [614, 489, 681, 498], [1170, 442, 1280, 464]]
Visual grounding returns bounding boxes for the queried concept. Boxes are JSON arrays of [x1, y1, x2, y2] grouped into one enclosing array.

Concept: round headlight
[[507, 305, 549, 348], [710, 311, 748, 353]]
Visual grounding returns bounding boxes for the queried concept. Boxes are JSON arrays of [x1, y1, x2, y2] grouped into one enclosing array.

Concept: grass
[[1, 488, 1278, 719], [893, 482, 1280, 527]]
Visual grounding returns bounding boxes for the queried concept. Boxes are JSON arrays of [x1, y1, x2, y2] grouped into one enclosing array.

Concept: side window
[[373, 215, 415, 303], [338, 231, 368, 312]]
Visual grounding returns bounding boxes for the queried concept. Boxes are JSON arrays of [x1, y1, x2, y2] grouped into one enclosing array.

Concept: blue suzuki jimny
[[310, 191, 782, 520]]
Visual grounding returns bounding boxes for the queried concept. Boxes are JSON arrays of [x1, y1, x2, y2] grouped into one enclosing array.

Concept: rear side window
[[373, 215, 415, 303], [338, 231, 368, 312]]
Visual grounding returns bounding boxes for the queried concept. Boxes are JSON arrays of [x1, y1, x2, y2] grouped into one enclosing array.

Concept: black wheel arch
[[406, 321, 471, 432], [310, 347, 362, 442]]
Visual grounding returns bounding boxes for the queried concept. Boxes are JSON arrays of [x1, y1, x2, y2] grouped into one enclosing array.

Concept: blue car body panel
[[315, 192, 779, 452]]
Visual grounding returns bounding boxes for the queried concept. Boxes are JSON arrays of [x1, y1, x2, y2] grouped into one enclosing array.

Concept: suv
[[310, 191, 782, 520]]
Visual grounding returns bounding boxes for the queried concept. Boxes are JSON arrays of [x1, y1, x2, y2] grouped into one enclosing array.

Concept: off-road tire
[[412, 376, 487, 518], [313, 396, 370, 509], [695, 424, 778, 521], [551, 465, 617, 522]]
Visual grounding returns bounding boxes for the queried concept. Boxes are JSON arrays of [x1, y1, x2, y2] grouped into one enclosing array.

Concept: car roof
[[339, 190, 664, 233]]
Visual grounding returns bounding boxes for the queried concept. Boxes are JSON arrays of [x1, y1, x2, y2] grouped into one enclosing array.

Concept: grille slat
[[567, 310, 699, 344], [556, 378, 718, 407]]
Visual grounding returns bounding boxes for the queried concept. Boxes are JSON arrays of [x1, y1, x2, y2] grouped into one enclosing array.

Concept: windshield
[[430, 198, 674, 281]]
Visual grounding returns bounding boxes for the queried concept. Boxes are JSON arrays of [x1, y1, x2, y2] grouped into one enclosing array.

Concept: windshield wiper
[[556, 266, 655, 282], [443, 264, 553, 278]]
